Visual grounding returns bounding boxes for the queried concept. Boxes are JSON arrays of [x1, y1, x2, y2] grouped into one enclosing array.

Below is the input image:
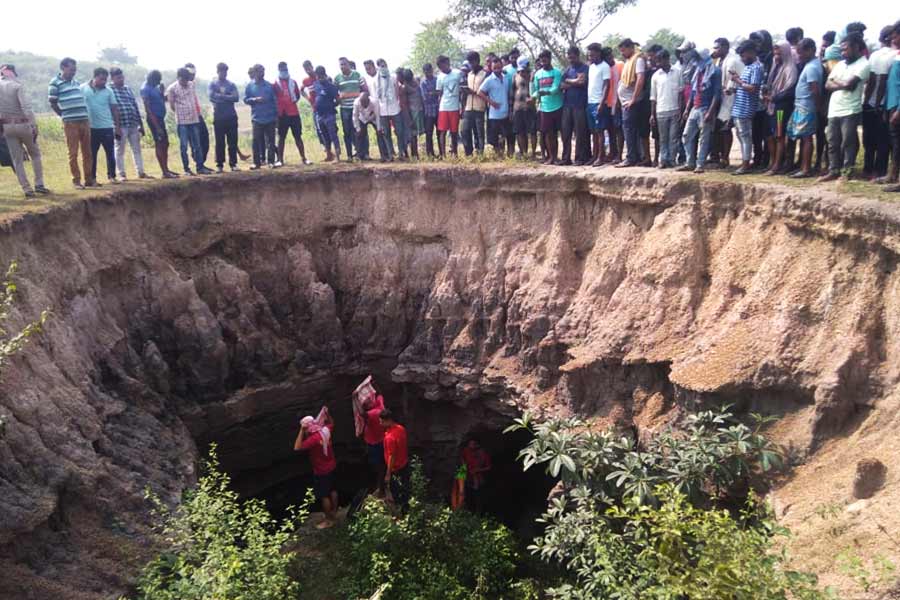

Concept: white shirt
[[867, 47, 898, 107], [717, 51, 744, 120], [372, 73, 400, 117], [827, 57, 871, 118], [650, 67, 682, 114], [587, 61, 611, 104], [617, 57, 646, 104], [352, 96, 380, 130], [363, 73, 378, 96]]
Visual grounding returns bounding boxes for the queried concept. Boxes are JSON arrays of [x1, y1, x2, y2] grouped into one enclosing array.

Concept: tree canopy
[[98, 45, 138, 65], [644, 28, 686, 54], [406, 17, 466, 70], [450, 0, 638, 63]]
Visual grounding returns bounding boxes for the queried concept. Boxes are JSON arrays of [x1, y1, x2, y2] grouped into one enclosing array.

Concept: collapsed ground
[[0, 166, 898, 598]]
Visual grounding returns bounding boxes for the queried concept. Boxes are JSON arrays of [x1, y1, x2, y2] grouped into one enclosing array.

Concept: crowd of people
[[0, 19, 899, 198]]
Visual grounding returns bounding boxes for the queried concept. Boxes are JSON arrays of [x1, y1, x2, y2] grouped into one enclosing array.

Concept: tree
[[479, 34, 521, 58], [451, 0, 639, 63], [600, 32, 625, 59], [0, 262, 48, 440], [407, 18, 466, 71], [643, 28, 685, 54], [98, 45, 138, 65]]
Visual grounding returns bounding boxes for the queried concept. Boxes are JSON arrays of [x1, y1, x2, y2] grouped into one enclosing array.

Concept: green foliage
[[0, 50, 207, 113], [509, 406, 783, 507], [341, 459, 526, 600], [837, 550, 898, 594], [510, 407, 827, 598], [537, 484, 827, 599], [129, 445, 306, 600], [0, 261, 48, 439], [98, 45, 138, 65], [407, 18, 467, 71], [479, 34, 522, 58], [451, 0, 638, 63], [643, 28, 686, 54]]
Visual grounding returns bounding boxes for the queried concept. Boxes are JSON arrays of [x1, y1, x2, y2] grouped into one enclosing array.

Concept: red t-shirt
[[383, 424, 408, 471], [462, 447, 492, 474], [363, 400, 385, 445], [302, 76, 317, 108], [274, 79, 301, 117], [299, 425, 336, 475]]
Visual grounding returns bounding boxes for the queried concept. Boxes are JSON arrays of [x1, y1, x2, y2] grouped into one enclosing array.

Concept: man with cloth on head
[[294, 406, 338, 529], [353, 376, 387, 496]]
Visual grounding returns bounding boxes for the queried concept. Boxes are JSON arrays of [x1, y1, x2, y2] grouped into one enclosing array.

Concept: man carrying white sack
[[294, 406, 338, 528]]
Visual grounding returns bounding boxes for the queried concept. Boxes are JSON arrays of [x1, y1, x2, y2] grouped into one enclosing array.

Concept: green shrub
[[510, 408, 829, 599], [342, 459, 527, 600], [129, 445, 306, 600]]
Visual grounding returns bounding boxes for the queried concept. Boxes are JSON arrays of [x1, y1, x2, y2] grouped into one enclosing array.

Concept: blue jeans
[[461, 110, 486, 155], [682, 107, 714, 168], [656, 111, 680, 166], [734, 117, 753, 162], [177, 123, 203, 171], [316, 113, 341, 155]]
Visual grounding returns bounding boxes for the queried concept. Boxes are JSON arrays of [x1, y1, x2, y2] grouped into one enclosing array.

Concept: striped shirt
[[48, 74, 89, 121], [111, 85, 142, 128], [731, 61, 764, 119], [334, 70, 362, 109]]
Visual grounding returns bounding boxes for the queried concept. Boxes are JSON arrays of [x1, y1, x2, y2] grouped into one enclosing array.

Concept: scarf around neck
[[302, 407, 331, 455], [279, 70, 299, 102], [621, 50, 644, 88]]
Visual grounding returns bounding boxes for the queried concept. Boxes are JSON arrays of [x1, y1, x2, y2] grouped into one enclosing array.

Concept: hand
[[704, 110, 714, 122], [649, 115, 656, 127], [622, 100, 631, 110], [490, 100, 500, 109], [139, 127, 145, 137], [892, 111, 900, 127]]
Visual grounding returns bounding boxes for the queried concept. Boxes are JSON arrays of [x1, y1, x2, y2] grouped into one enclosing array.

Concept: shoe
[[789, 171, 813, 179], [884, 184, 900, 193], [693, 167, 705, 174], [874, 176, 898, 185], [573, 160, 588, 167], [732, 167, 752, 176], [816, 172, 839, 183], [184, 169, 195, 176], [109, 178, 121, 185], [34, 186, 51, 194], [117, 175, 128, 181], [85, 180, 102, 187], [230, 165, 241, 172], [273, 161, 284, 168], [674, 165, 694, 172], [559, 159, 573, 166], [74, 182, 85, 190], [24, 191, 36, 199], [249, 164, 261, 170], [303, 159, 313, 165], [162, 171, 179, 179], [615, 161, 637, 168], [659, 163, 671, 170], [197, 166, 215, 175], [138, 173, 153, 179], [216, 166, 224, 174]]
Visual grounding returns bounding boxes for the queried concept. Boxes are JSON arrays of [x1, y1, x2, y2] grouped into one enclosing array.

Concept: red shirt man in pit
[[461, 439, 492, 513], [294, 409, 338, 528], [379, 408, 410, 511], [360, 394, 387, 496]]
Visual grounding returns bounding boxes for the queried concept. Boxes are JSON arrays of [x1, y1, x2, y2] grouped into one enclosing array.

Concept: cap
[[517, 57, 530, 71], [0, 64, 16, 75], [677, 39, 695, 51]]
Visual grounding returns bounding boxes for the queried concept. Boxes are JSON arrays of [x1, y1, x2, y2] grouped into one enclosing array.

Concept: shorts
[[768, 109, 792, 137], [367, 442, 385, 467], [539, 108, 562, 134], [437, 110, 460, 133], [587, 103, 609, 131], [513, 108, 537, 134], [787, 107, 817, 140], [408, 111, 425, 136], [487, 118, 513, 147], [313, 471, 335, 500], [147, 116, 167, 143], [277, 114, 302, 141]]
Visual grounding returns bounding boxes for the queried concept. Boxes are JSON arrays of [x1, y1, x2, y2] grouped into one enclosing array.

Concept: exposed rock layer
[[0, 166, 898, 598]]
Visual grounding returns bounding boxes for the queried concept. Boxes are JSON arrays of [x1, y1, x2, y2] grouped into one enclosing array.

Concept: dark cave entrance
[[195, 360, 554, 535]]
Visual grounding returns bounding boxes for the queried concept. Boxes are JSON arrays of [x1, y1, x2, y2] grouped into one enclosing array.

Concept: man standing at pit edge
[[0, 64, 49, 198], [49, 57, 92, 189], [379, 408, 410, 512]]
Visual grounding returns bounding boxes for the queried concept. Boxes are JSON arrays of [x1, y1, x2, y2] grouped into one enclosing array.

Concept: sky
[[4, 0, 896, 81]]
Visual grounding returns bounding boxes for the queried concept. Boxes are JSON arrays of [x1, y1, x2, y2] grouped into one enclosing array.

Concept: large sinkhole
[[0, 166, 889, 600]]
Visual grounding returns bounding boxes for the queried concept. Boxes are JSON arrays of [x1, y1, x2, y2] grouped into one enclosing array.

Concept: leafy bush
[[341, 459, 527, 600], [510, 406, 782, 507], [510, 407, 829, 599], [129, 446, 306, 600]]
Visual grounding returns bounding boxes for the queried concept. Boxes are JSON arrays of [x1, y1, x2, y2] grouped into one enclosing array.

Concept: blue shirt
[[795, 58, 823, 113], [478, 72, 509, 119], [313, 79, 339, 116], [420, 77, 439, 118], [436, 69, 462, 112], [732, 61, 764, 119], [208, 79, 239, 121], [81, 83, 117, 129], [563, 63, 589, 107], [244, 80, 277, 124], [140, 82, 166, 120], [688, 63, 721, 111], [884, 59, 900, 112]]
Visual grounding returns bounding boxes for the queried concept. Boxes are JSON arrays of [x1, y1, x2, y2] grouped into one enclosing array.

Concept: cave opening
[[192, 361, 554, 535]]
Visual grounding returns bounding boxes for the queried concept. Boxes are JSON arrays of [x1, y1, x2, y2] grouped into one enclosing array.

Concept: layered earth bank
[[1, 166, 898, 598]]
